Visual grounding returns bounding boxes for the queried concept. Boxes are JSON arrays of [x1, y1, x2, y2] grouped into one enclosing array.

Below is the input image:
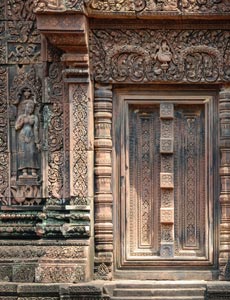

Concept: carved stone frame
[[112, 86, 219, 280]]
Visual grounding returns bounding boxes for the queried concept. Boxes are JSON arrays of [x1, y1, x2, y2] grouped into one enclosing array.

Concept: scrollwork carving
[[7, 0, 36, 21], [90, 29, 230, 83], [46, 63, 65, 203], [71, 85, 88, 205], [87, 0, 230, 13]]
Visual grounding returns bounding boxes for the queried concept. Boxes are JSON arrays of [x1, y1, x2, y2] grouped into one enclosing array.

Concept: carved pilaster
[[219, 86, 230, 280], [94, 84, 113, 280]]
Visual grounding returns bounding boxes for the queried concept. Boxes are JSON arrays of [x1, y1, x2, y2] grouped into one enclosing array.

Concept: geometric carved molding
[[90, 29, 230, 83]]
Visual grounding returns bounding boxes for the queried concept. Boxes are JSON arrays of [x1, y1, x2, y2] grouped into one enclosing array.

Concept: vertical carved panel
[[70, 85, 88, 204], [47, 62, 65, 203], [0, 67, 9, 204], [128, 106, 160, 256], [9, 66, 42, 205], [94, 84, 113, 280], [175, 105, 205, 256], [219, 87, 230, 280]]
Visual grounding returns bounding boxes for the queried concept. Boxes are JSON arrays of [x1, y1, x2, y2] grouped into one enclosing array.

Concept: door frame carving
[[112, 86, 219, 280]]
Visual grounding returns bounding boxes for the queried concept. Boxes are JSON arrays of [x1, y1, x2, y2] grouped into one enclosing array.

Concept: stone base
[[1, 281, 230, 300]]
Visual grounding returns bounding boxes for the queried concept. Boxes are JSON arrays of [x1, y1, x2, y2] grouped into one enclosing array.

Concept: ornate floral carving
[[7, 0, 36, 21], [8, 21, 40, 44], [182, 0, 230, 13], [87, 0, 230, 13], [36, 265, 85, 283], [0, 67, 9, 204], [90, 29, 230, 83], [0, 245, 85, 259], [46, 63, 65, 203], [70, 85, 88, 205]]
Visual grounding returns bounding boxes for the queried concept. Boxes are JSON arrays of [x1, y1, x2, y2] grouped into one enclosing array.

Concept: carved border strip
[[0, 67, 9, 205], [160, 103, 174, 257]]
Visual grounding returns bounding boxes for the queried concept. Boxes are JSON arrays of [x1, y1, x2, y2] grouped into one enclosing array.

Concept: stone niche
[[1, 0, 230, 299]]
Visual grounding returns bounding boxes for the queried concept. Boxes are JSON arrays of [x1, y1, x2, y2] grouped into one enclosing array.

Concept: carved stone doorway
[[113, 88, 218, 280]]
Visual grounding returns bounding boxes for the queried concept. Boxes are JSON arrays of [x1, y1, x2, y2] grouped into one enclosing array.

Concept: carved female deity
[[15, 89, 40, 178]]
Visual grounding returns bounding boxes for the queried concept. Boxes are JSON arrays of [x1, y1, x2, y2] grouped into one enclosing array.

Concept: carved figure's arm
[[15, 115, 24, 130]]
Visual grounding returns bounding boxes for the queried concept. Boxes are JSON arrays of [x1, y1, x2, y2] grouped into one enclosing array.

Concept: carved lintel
[[90, 29, 230, 84]]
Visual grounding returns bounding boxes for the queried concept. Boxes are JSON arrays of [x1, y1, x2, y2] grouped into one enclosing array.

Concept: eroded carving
[[34, 0, 84, 12], [36, 265, 85, 283], [7, 0, 36, 21]]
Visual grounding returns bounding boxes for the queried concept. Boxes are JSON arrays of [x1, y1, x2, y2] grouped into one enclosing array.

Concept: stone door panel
[[114, 90, 217, 274]]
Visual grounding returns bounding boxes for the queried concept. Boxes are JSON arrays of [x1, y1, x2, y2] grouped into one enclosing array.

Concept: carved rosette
[[219, 87, 230, 280], [160, 103, 174, 257], [94, 84, 113, 280], [90, 29, 230, 84]]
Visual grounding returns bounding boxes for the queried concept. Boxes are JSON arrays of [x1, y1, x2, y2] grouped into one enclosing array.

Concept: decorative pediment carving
[[90, 29, 230, 83]]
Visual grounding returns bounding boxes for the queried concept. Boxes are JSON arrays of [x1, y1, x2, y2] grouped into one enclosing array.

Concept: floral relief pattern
[[90, 29, 230, 83]]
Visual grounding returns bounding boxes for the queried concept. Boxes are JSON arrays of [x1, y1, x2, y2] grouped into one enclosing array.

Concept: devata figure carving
[[15, 89, 40, 178], [10, 86, 42, 205]]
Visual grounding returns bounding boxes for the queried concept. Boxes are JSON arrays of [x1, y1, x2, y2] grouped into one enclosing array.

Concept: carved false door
[[114, 91, 216, 279]]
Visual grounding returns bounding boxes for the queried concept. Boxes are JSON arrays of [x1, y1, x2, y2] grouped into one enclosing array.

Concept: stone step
[[113, 288, 205, 297], [111, 297, 204, 300], [115, 282, 206, 290]]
